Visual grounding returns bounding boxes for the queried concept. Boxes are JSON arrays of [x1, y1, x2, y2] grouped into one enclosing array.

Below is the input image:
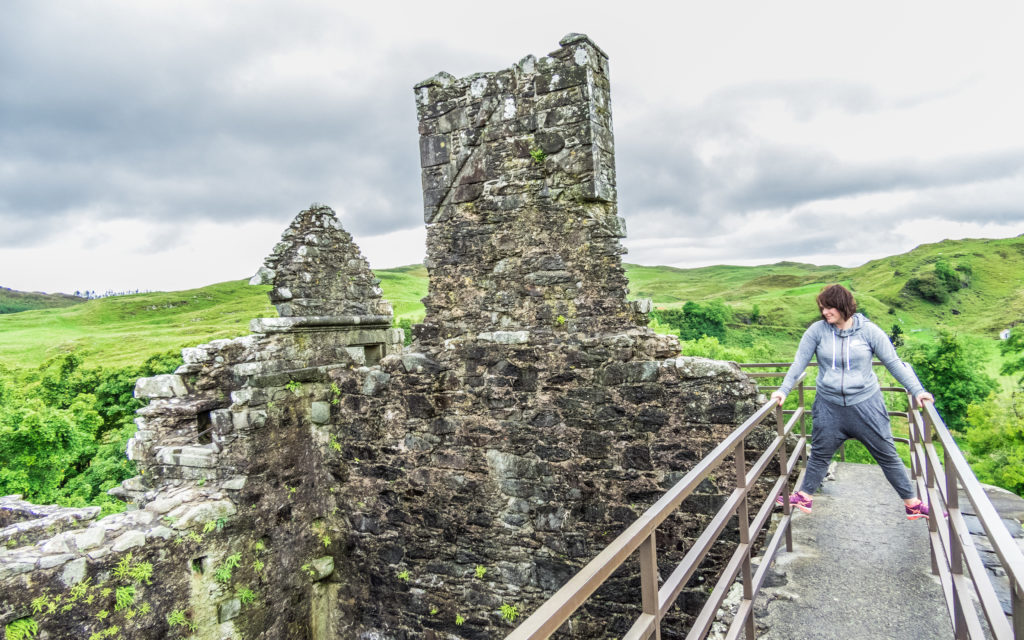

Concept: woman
[[771, 284, 934, 519]]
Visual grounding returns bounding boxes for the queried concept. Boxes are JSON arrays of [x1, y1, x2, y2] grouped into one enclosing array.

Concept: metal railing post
[[639, 532, 662, 640], [734, 439, 755, 639], [906, 391, 918, 479], [776, 403, 793, 553], [797, 378, 806, 438], [946, 444, 966, 639], [1013, 580, 1024, 640]]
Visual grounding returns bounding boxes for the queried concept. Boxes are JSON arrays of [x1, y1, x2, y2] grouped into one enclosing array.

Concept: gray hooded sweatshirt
[[777, 313, 925, 406]]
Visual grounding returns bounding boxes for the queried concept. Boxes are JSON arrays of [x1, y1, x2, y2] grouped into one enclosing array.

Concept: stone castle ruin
[[0, 35, 761, 639]]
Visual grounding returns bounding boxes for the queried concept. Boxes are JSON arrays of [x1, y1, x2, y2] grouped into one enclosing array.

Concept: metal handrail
[[910, 400, 1024, 638], [506, 371, 810, 639]]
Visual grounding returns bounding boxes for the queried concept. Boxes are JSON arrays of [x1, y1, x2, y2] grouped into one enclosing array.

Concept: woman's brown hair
[[816, 284, 857, 321]]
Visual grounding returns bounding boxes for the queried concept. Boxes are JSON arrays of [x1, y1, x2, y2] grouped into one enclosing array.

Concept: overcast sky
[[3, 1, 1024, 295]]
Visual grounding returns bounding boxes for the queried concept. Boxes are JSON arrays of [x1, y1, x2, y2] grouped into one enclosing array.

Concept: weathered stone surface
[[146, 525, 174, 540], [60, 557, 87, 586], [171, 499, 237, 530], [111, 529, 147, 552], [219, 597, 242, 623], [134, 374, 189, 398], [156, 445, 216, 468], [39, 553, 74, 569], [308, 556, 335, 581], [72, 526, 105, 551], [252, 204, 393, 319], [310, 401, 331, 424]]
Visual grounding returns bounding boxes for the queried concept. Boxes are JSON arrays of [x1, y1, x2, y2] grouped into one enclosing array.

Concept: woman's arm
[[868, 324, 927, 399], [772, 324, 821, 403]]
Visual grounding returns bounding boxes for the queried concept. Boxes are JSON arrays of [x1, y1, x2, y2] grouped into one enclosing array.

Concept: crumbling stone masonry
[[0, 35, 764, 640]]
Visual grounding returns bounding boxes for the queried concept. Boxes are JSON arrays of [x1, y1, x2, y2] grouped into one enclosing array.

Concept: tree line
[[0, 352, 180, 515]]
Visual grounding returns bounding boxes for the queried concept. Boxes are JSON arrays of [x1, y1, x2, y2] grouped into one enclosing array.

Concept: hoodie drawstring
[[831, 330, 852, 370]]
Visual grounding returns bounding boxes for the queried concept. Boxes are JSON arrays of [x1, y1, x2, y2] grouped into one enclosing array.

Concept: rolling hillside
[[0, 235, 1021, 371], [0, 286, 84, 314]]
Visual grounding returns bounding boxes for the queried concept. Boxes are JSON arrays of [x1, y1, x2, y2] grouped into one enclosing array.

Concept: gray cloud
[[0, 2, 470, 248], [617, 78, 1024, 248]]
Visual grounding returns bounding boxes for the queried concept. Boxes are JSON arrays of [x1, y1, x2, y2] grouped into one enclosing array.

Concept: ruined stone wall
[[1, 37, 767, 640]]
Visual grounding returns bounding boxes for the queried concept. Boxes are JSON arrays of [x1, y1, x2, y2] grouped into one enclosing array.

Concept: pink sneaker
[[776, 492, 812, 514], [905, 501, 930, 520]]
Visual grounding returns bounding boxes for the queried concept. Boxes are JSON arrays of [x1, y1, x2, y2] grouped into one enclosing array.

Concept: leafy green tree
[[661, 300, 731, 341], [0, 394, 100, 502], [36, 353, 100, 409], [904, 273, 949, 303], [1001, 326, 1024, 384], [963, 395, 1024, 495], [0, 350, 180, 508], [934, 260, 962, 292], [889, 324, 905, 348], [903, 332, 998, 431]]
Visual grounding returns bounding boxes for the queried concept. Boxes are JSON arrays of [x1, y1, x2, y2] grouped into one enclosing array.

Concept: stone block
[[361, 371, 391, 396], [221, 476, 247, 491], [219, 597, 242, 623], [111, 529, 146, 552], [134, 374, 188, 399], [155, 446, 217, 468], [400, 354, 441, 374], [39, 553, 75, 569], [146, 526, 174, 540], [60, 557, 88, 586], [308, 556, 335, 581], [144, 494, 184, 515], [419, 134, 450, 167], [73, 527, 105, 551], [477, 331, 530, 345], [0, 561, 36, 580], [210, 409, 234, 434], [310, 401, 331, 424], [249, 266, 275, 285], [345, 346, 367, 365], [172, 500, 237, 530], [41, 533, 72, 555], [631, 298, 653, 314], [181, 347, 211, 364], [126, 437, 147, 461]]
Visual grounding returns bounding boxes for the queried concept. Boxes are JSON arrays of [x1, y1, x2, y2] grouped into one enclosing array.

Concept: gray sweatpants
[[800, 392, 916, 500]]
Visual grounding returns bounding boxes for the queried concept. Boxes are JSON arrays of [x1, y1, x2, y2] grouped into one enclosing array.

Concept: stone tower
[[414, 33, 653, 346]]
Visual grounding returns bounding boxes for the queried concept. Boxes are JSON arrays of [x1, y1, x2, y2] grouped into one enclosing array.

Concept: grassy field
[[1, 234, 1021, 373], [0, 281, 275, 369]]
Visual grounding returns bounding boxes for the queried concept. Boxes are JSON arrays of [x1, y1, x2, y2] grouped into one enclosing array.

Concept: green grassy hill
[[1, 234, 1021, 372], [627, 235, 1024, 338], [0, 286, 84, 314], [0, 281, 275, 369]]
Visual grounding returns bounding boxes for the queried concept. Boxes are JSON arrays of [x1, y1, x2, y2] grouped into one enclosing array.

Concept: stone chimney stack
[[413, 34, 653, 347]]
